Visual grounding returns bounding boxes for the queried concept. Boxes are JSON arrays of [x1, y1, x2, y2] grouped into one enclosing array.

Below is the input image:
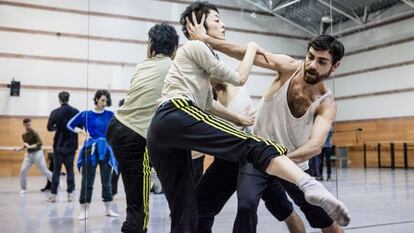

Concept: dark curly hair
[[308, 35, 345, 65], [93, 90, 112, 107], [148, 23, 179, 57], [179, 1, 219, 39]]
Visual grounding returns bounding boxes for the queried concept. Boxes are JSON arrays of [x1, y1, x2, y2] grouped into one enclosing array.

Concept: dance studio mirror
[[328, 0, 414, 231], [0, 0, 93, 232], [1, 1, 413, 233]]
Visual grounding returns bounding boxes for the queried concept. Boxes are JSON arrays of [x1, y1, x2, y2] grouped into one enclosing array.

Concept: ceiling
[[242, 0, 414, 36]]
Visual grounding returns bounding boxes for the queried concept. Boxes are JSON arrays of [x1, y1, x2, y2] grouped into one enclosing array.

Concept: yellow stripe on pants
[[171, 98, 286, 154], [143, 147, 151, 229]]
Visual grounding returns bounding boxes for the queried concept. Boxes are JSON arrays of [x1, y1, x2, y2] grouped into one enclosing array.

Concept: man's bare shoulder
[[318, 94, 337, 116], [276, 58, 301, 82]]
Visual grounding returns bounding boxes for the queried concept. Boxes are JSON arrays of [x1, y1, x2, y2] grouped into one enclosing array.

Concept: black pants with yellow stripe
[[106, 118, 151, 233], [196, 159, 295, 233], [147, 98, 287, 233], [234, 165, 333, 231]]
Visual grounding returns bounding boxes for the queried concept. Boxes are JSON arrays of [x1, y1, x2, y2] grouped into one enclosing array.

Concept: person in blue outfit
[[67, 89, 118, 220]]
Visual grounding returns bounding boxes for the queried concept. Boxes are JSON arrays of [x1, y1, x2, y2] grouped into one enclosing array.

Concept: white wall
[[0, 0, 307, 116], [333, 15, 414, 121], [5, 0, 410, 121]]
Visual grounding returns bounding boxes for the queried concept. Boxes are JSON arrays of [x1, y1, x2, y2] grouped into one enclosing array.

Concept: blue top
[[324, 127, 334, 148], [67, 110, 113, 139], [67, 109, 118, 173]]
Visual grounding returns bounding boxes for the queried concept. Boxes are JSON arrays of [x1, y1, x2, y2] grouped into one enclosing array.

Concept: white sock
[[297, 176, 351, 226]]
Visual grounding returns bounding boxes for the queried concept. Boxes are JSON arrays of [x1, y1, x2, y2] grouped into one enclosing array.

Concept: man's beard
[[304, 67, 331, 84]]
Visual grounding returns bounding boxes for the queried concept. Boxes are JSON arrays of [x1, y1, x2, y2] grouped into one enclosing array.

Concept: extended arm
[[186, 13, 299, 74], [287, 98, 337, 163]]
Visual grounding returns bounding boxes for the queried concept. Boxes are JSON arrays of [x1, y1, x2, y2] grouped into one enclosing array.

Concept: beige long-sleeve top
[[159, 40, 241, 110]]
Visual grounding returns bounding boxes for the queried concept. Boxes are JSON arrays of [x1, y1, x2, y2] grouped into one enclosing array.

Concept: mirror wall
[[0, 0, 94, 232], [329, 0, 414, 231], [0, 0, 413, 233]]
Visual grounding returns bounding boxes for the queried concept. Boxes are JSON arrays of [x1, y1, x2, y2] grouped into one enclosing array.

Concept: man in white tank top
[[196, 81, 307, 233], [188, 24, 346, 233]]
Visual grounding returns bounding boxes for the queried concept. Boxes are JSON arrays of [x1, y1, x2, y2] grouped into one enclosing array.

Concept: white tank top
[[253, 65, 332, 170], [226, 87, 253, 132], [192, 87, 252, 160]]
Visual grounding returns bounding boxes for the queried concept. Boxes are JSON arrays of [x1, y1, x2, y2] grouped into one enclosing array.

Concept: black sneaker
[[41, 187, 51, 192]]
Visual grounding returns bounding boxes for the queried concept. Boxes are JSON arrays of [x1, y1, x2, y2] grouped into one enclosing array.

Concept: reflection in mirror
[[329, 0, 414, 232], [0, 0, 90, 232], [1, 1, 413, 233]]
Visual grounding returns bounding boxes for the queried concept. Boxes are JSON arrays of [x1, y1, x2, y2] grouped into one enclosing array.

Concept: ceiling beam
[[244, 0, 317, 36], [331, 9, 414, 37], [402, 0, 414, 9], [351, 5, 369, 24], [260, 0, 270, 10], [317, 0, 364, 25], [271, 0, 303, 12], [363, 5, 369, 23]]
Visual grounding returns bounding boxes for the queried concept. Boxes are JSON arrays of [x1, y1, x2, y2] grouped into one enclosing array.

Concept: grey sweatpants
[[20, 150, 52, 190]]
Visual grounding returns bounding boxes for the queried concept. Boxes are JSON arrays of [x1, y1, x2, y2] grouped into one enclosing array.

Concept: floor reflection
[[0, 168, 413, 233]]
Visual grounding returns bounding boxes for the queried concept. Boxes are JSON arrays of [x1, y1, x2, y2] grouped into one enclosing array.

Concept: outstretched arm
[[14, 146, 26, 152], [186, 12, 299, 73], [287, 97, 337, 163]]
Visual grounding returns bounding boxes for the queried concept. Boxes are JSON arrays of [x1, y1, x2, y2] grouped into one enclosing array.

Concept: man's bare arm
[[186, 13, 299, 73], [14, 146, 26, 152], [208, 38, 298, 73], [287, 97, 337, 163], [25, 143, 40, 149]]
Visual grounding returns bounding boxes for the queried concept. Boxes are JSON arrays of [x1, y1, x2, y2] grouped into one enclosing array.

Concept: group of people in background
[[16, 90, 121, 219], [15, 1, 352, 233]]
